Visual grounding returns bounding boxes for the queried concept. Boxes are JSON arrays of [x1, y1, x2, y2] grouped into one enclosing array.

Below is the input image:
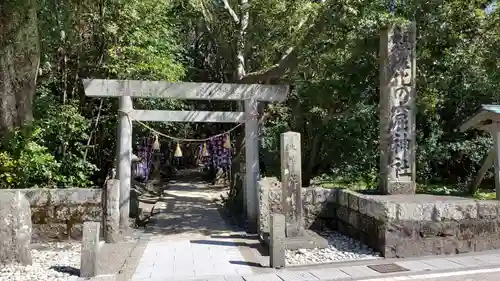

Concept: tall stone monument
[[280, 131, 304, 237], [268, 131, 327, 268], [379, 22, 417, 195]]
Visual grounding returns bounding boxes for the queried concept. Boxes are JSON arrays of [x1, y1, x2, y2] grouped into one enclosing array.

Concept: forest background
[[1, 0, 499, 202]]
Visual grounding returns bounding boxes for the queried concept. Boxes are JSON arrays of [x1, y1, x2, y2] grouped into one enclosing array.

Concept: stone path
[[142, 181, 233, 237], [129, 236, 500, 281], [127, 180, 500, 281], [130, 181, 271, 281]]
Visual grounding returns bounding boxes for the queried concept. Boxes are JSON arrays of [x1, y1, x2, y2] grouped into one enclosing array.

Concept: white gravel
[[0, 242, 81, 281], [286, 230, 381, 265]]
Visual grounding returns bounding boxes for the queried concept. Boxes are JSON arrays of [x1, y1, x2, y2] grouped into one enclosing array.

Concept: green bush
[[0, 103, 97, 189], [0, 128, 60, 188]]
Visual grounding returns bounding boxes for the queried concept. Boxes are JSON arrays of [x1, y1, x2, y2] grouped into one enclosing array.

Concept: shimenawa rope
[[118, 109, 259, 143]]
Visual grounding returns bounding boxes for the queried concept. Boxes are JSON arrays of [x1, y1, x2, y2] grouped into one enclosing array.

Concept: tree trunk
[[228, 0, 249, 215], [303, 132, 322, 186], [0, 1, 39, 135]]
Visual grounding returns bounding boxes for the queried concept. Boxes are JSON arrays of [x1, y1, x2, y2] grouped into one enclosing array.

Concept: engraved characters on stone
[[388, 24, 414, 180]]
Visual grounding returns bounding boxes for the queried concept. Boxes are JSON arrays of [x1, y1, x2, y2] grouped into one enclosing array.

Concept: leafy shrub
[[0, 128, 60, 188], [0, 102, 97, 189]]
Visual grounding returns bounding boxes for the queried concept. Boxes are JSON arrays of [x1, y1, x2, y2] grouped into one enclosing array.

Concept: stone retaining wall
[[336, 190, 500, 258], [258, 177, 337, 234], [0, 188, 103, 241], [258, 177, 500, 258]]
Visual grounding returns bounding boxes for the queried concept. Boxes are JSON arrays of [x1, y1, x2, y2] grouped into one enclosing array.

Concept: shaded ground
[[116, 170, 272, 280], [143, 181, 234, 237], [141, 177, 270, 267]]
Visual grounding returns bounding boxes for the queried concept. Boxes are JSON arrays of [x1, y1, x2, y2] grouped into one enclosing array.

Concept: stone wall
[[0, 188, 103, 241], [258, 177, 337, 234], [335, 190, 500, 258], [258, 177, 500, 258]]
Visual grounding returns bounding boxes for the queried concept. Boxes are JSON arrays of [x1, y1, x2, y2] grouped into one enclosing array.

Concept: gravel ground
[[286, 230, 381, 265], [0, 242, 81, 281]]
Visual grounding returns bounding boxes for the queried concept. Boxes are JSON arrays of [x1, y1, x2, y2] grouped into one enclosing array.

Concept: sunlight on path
[[130, 181, 271, 281], [146, 181, 235, 238]]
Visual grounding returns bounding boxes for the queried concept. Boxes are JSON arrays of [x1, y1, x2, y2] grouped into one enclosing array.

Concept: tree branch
[[235, 0, 249, 80], [221, 0, 240, 24], [196, 0, 213, 32], [239, 46, 299, 83], [239, 4, 329, 84]]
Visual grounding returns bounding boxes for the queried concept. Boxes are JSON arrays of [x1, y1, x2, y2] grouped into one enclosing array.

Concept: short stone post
[[80, 221, 100, 278], [269, 213, 286, 268], [280, 131, 304, 237], [379, 22, 417, 195], [0, 191, 33, 265], [105, 179, 120, 243]]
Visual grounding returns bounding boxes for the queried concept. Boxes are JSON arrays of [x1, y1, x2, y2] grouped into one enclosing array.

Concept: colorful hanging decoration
[[223, 134, 231, 149], [174, 142, 183, 157], [209, 135, 232, 169], [201, 142, 210, 157], [152, 134, 160, 151]]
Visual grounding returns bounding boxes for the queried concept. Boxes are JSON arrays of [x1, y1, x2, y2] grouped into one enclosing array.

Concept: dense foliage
[[0, 0, 499, 199]]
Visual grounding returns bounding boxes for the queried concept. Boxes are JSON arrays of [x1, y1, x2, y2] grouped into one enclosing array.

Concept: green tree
[[0, 0, 39, 134]]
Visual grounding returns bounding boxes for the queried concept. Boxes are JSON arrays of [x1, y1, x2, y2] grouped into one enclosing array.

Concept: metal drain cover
[[367, 263, 411, 274]]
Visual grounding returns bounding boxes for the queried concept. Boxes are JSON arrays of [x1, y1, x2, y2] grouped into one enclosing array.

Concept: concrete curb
[[286, 249, 500, 271]]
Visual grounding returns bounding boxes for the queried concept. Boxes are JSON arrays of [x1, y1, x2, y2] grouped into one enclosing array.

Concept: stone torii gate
[[83, 79, 289, 232]]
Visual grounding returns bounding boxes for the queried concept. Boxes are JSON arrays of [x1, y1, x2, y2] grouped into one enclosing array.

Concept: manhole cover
[[367, 263, 410, 274]]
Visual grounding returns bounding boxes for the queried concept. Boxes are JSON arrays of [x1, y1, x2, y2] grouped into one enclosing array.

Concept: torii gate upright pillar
[[244, 99, 260, 233], [117, 96, 133, 229]]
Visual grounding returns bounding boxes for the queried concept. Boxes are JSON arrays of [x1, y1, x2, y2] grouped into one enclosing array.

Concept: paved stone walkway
[[128, 180, 500, 281], [130, 181, 271, 281]]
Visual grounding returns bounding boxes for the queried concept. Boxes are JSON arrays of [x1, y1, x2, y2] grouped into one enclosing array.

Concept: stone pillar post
[[0, 191, 33, 265], [245, 99, 260, 233], [104, 179, 120, 243], [117, 96, 133, 228], [379, 22, 417, 195], [80, 222, 100, 277], [269, 213, 286, 268], [280, 131, 304, 237]]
